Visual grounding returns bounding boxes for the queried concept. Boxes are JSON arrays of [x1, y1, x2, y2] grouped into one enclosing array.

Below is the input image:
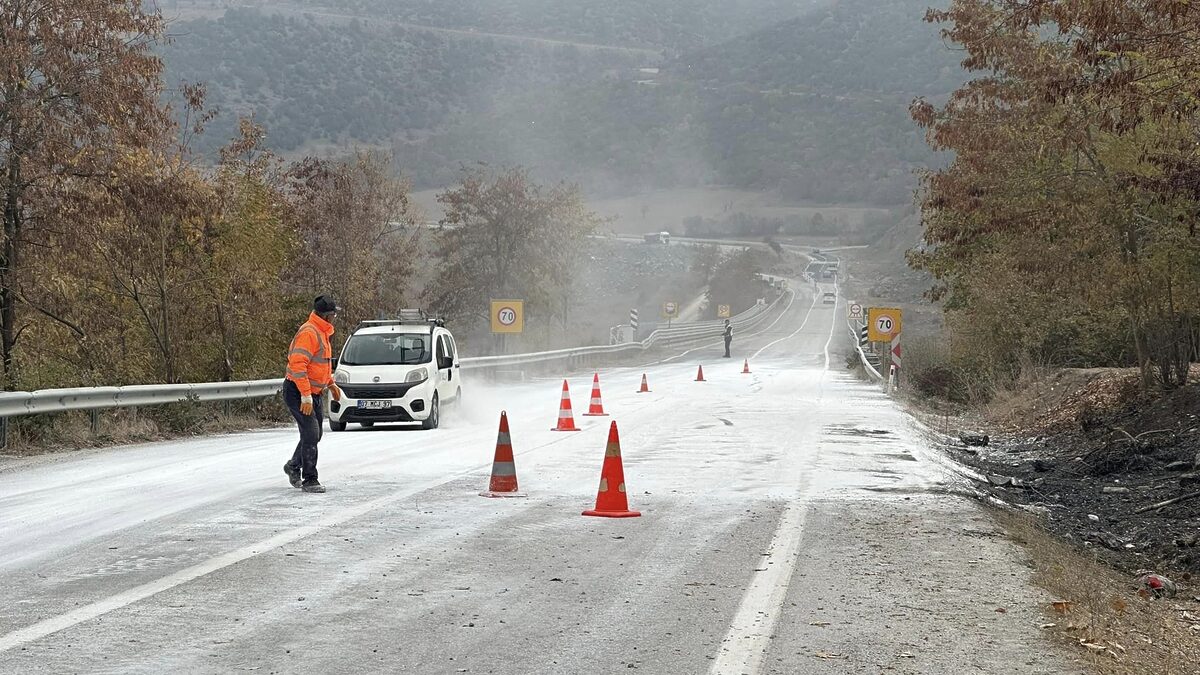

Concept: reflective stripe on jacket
[[285, 312, 336, 397]]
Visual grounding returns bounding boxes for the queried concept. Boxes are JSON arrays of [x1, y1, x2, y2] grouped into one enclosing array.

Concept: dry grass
[[994, 508, 1200, 675], [2, 400, 290, 457]]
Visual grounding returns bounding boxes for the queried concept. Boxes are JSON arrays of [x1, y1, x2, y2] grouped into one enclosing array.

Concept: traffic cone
[[582, 421, 641, 518], [695, 365, 706, 382], [552, 379, 581, 432], [637, 374, 651, 393], [583, 373, 608, 417], [481, 411, 525, 498], [742, 359, 751, 374]]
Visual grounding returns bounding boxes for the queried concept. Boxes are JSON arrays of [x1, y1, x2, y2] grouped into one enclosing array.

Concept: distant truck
[[643, 231, 670, 245]]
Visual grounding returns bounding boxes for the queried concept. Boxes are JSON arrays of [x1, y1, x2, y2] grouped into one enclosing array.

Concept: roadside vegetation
[[899, 5, 1200, 669], [909, 0, 1200, 399], [0, 0, 619, 396]]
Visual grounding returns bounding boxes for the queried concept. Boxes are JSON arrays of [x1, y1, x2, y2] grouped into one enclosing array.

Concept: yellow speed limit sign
[[717, 304, 731, 318], [867, 307, 902, 342], [490, 299, 524, 334]]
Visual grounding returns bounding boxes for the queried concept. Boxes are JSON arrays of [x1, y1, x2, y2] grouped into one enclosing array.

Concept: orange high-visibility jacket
[[285, 312, 335, 397]]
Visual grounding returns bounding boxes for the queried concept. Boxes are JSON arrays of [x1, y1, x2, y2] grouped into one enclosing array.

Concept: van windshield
[[340, 333, 431, 366]]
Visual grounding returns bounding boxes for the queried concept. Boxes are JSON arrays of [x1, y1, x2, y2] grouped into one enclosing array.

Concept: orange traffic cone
[[742, 359, 751, 374], [695, 365, 706, 382], [583, 373, 608, 417], [637, 374, 651, 393], [481, 411, 525, 498], [552, 380, 581, 432], [582, 421, 641, 518]]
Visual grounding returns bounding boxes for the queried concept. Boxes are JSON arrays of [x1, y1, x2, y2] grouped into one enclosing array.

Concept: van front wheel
[[421, 395, 440, 430]]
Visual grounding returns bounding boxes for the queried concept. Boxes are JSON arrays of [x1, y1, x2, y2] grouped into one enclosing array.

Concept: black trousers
[[724, 338, 732, 358], [283, 379, 323, 482]]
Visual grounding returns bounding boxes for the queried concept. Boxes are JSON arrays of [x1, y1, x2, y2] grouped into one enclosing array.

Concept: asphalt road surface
[[0, 281, 1079, 674]]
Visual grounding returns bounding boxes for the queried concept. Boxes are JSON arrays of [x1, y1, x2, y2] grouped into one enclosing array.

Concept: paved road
[[0, 282, 1078, 673]]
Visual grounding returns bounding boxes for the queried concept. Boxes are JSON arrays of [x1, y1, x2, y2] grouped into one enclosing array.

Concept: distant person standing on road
[[723, 319, 733, 358], [283, 295, 343, 493]]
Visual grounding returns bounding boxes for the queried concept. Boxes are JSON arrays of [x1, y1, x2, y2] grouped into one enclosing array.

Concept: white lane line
[[647, 288, 800, 366], [750, 290, 820, 360], [0, 426, 591, 654], [709, 494, 811, 674], [712, 261, 840, 675]]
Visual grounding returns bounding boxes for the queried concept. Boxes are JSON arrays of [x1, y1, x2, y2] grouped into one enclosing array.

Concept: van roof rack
[[356, 309, 445, 332]]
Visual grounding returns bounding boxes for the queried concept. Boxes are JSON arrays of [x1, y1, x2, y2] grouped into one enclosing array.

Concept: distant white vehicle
[[643, 231, 670, 244], [327, 311, 462, 431], [822, 292, 836, 305]]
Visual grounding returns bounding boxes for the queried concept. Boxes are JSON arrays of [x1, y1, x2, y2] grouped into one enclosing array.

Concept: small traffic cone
[[481, 411, 525, 498], [582, 421, 641, 518], [552, 379, 581, 432], [637, 374, 651, 393], [742, 359, 751, 374], [695, 365, 706, 382], [583, 373, 608, 417]]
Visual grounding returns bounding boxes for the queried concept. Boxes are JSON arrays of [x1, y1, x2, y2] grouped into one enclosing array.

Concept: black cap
[[314, 295, 340, 314]]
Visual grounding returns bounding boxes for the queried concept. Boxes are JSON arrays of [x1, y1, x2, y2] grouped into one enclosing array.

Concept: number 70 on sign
[[866, 307, 902, 342], [490, 299, 524, 334]]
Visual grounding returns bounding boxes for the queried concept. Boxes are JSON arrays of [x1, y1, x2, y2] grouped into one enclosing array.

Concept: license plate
[[357, 400, 392, 410]]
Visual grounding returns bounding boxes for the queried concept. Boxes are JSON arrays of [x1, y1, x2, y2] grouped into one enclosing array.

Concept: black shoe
[[301, 481, 326, 493], [284, 463, 302, 488]]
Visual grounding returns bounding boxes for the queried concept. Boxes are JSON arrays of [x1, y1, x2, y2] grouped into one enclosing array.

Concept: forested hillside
[[161, 0, 960, 203]]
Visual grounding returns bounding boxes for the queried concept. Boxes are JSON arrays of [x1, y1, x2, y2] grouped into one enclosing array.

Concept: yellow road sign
[[867, 307, 902, 342], [717, 304, 731, 318], [663, 301, 679, 319], [490, 299, 524, 334]]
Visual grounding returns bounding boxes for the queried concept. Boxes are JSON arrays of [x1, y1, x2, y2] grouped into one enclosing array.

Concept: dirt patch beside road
[[918, 368, 1200, 576], [909, 367, 1200, 672]]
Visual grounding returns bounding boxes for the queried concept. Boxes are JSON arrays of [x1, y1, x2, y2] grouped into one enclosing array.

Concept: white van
[[326, 312, 462, 431]]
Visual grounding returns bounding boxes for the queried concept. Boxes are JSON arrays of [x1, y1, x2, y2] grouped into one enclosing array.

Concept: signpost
[[629, 308, 639, 339], [867, 307, 902, 342], [490, 300, 525, 334], [848, 302, 863, 322]]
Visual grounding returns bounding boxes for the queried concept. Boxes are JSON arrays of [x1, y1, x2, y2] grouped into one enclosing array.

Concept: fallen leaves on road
[[1051, 600, 1073, 614], [813, 651, 844, 659], [809, 621, 831, 627]]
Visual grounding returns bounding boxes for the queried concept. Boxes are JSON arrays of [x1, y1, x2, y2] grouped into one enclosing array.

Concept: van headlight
[[334, 370, 349, 384], [405, 368, 429, 383]]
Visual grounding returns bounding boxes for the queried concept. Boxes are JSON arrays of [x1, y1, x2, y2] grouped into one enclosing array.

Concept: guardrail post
[[0, 416, 7, 449], [89, 409, 101, 435], [224, 400, 232, 418]]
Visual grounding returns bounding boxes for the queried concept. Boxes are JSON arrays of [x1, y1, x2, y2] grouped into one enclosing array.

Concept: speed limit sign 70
[[490, 299, 525, 334], [867, 307, 902, 342]]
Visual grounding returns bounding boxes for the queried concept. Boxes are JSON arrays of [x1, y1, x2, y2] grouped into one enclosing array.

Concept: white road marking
[[0, 471, 465, 654], [712, 265, 839, 674], [750, 290, 820, 360], [0, 420, 591, 653], [709, 492, 811, 675], [649, 288, 800, 365]]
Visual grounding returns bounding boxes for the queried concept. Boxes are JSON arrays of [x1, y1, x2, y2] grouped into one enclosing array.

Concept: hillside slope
[[161, 0, 963, 203]]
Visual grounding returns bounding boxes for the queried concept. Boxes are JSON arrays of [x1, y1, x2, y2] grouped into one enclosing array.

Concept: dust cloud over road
[[0, 282, 1075, 673]]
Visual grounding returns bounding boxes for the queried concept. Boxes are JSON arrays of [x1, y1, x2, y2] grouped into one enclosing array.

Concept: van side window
[[445, 335, 457, 361], [435, 335, 446, 365]]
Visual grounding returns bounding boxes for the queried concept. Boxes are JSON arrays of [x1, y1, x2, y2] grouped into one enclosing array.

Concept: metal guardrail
[[0, 294, 786, 425], [848, 319, 884, 381]]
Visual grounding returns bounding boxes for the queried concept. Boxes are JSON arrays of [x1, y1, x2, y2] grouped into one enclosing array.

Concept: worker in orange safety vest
[[282, 295, 343, 493]]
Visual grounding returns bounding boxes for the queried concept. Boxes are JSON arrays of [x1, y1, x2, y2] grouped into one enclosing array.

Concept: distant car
[[822, 292, 836, 305], [326, 311, 462, 431], [643, 231, 670, 244]]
